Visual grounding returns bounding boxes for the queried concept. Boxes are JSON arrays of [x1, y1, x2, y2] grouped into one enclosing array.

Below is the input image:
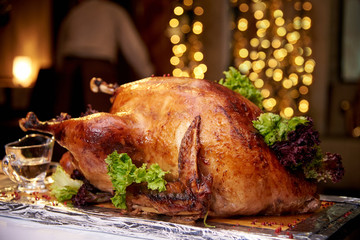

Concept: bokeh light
[[169, 0, 314, 115]]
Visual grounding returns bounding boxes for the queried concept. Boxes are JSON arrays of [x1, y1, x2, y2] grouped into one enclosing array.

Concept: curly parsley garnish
[[218, 67, 263, 109], [253, 113, 344, 183], [105, 151, 168, 209]]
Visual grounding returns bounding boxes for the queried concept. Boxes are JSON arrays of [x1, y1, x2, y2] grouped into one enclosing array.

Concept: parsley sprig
[[105, 151, 168, 209]]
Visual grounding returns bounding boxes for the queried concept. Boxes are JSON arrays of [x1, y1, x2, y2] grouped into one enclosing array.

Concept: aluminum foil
[[1, 175, 360, 240]]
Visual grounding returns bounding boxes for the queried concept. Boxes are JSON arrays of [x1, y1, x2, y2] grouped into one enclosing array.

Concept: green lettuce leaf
[[219, 67, 263, 109], [105, 151, 168, 209], [50, 166, 83, 202], [252, 113, 308, 146]]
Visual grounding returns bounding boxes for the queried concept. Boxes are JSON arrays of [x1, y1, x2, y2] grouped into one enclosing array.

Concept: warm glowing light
[[261, 89, 270, 98], [284, 43, 294, 52], [170, 35, 180, 44], [272, 39, 282, 48], [194, 6, 204, 16], [299, 86, 309, 95], [172, 44, 187, 56], [192, 21, 203, 34], [294, 1, 302, 11], [239, 48, 249, 58], [13, 56, 33, 87], [293, 17, 302, 30], [198, 63, 208, 73], [257, 20, 270, 29], [299, 99, 309, 113], [239, 3, 249, 12], [257, 28, 267, 37], [193, 51, 203, 61], [275, 17, 285, 26], [253, 60, 265, 72], [268, 58, 278, 68], [302, 74, 313, 85], [169, 18, 179, 28], [353, 127, 360, 138], [226, 0, 314, 115], [283, 107, 294, 118], [273, 69, 283, 81], [249, 72, 258, 82], [258, 51, 266, 60], [174, 6, 184, 16], [254, 78, 264, 88], [254, 10, 264, 20], [282, 78, 293, 89], [289, 73, 299, 85], [263, 98, 277, 111], [273, 10, 283, 18], [273, 48, 288, 60], [265, 68, 273, 77], [304, 47, 312, 56], [193, 65, 205, 79], [294, 56, 304, 66], [303, 2, 312, 11], [170, 56, 180, 65], [276, 27, 287, 37], [239, 61, 251, 74], [250, 51, 259, 60], [183, 0, 193, 7], [238, 18, 248, 31], [304, 59, 315, 73], [260, 40, 270, 50], [173, 68, 182, 77], [302, 17, 311, 30], [287, 31, 300, 44], [250, 38, 260, 47]]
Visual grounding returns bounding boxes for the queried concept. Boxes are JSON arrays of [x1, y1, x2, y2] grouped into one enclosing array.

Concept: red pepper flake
[[250, 219, 258, 225], [275, 227, 282, 233], [1, 192, 5, 196], [63, 201, 67, 206], [14, 192, 20, 200], [42, 194, 51, 200], [288, 233, 294, 239], [262, 222, 266, 226]]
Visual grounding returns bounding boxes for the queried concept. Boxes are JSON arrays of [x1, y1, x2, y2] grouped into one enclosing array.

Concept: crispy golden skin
[[20, 77, 320, 218]]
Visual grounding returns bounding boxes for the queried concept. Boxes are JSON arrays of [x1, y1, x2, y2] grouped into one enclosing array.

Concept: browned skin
[[19, 77, 320, 218]]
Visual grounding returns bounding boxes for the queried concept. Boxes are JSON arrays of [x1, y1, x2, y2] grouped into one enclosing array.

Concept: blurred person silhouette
[[55, 0, 154, 116]]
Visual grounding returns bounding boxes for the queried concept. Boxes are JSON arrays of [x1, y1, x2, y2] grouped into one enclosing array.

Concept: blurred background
[[0, 0, 359, 197]]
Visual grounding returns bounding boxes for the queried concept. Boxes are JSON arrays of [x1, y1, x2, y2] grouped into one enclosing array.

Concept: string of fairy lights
[[168, 0, 206, 79], [168, 0, 314, 118]]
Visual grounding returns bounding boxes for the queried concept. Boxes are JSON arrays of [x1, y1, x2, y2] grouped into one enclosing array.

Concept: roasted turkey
[[19, 76, 320, 219]]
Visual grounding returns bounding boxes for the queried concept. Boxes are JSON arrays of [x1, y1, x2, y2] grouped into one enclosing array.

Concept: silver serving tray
[[1, 177, 359, 240]]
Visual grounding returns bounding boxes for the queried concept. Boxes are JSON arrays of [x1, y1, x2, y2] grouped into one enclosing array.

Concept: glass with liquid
[[2, 134, 54, 193]]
